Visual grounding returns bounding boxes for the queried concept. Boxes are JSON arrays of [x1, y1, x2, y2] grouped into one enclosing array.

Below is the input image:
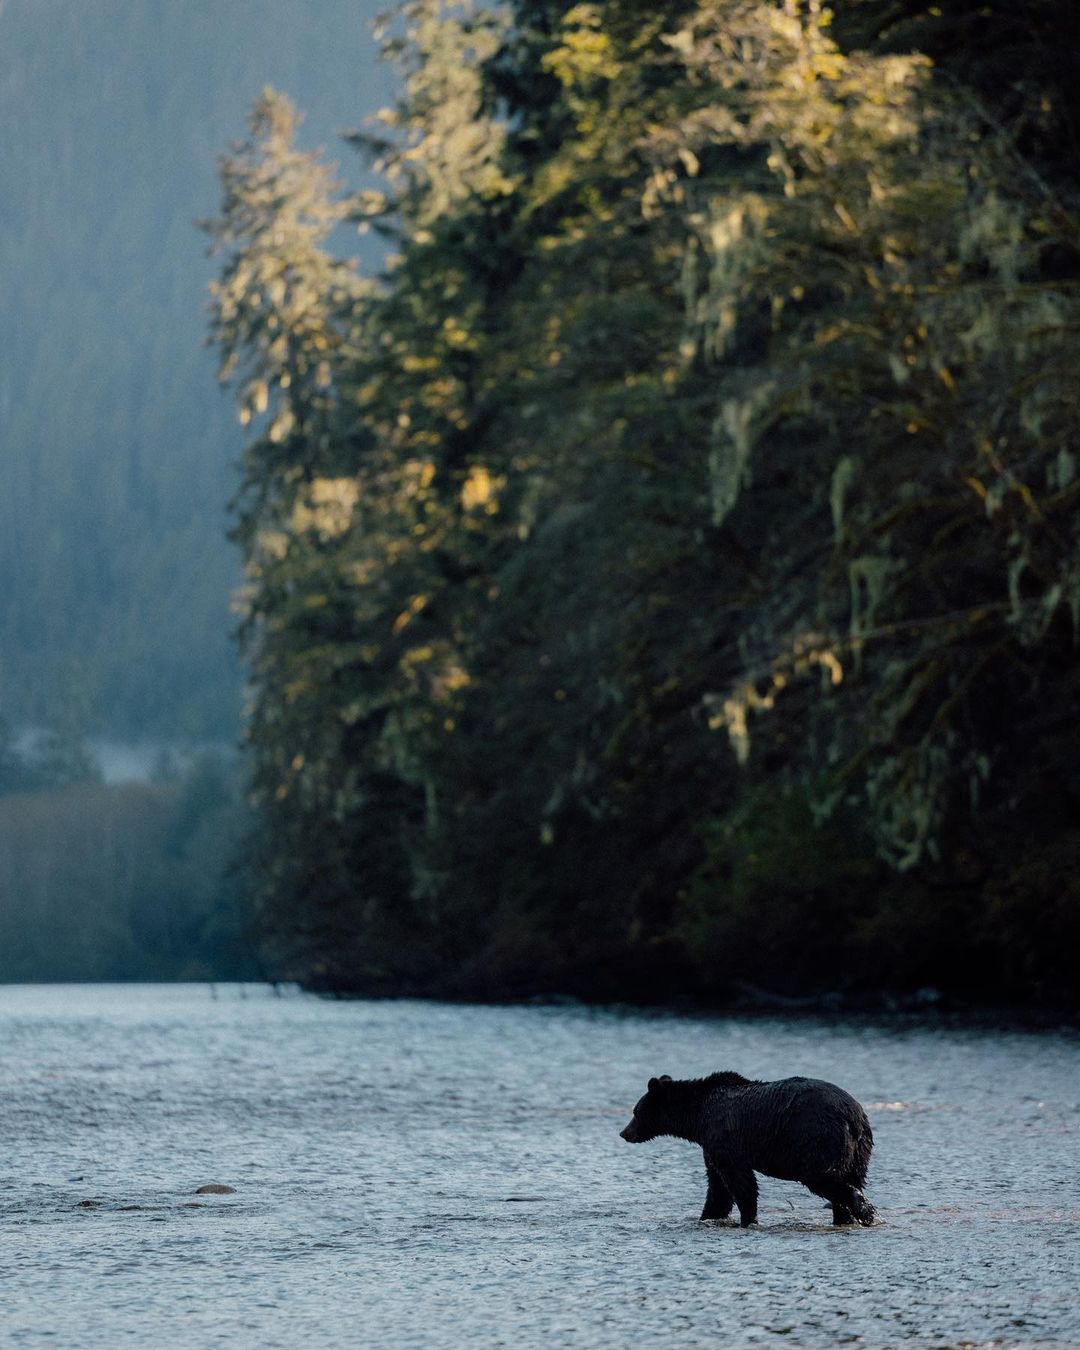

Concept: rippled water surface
[[1, 985, 1078, 1347]]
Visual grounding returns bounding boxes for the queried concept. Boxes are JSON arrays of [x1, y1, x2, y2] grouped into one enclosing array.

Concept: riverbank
[[299, 972, 1080, 1029]]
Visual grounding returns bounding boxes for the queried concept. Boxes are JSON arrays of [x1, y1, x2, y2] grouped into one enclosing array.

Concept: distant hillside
[[0, 0, 392, 738]]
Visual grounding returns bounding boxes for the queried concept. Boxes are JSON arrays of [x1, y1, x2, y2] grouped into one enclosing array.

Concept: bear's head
[[619, 1075, 673, 1143]]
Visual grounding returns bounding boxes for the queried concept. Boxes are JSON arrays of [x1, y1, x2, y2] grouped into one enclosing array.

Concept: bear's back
[[703, 1075, 870, 1182]]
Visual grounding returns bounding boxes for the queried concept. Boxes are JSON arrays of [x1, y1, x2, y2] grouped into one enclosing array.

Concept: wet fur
[[620, 1072, 876, 1227]]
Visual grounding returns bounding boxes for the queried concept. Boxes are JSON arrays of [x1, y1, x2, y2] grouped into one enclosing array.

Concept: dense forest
[[0, 0, 391, 739], [0, 721, 255, 981], [208, 0, 1080, 1009]]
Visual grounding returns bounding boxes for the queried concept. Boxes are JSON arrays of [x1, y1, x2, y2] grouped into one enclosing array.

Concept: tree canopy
[[208, 0, 1080, 1006]]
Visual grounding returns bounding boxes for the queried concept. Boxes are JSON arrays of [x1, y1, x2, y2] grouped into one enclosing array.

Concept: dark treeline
[[208, 0, 1080, 1009], [0, 725, 256, 982]]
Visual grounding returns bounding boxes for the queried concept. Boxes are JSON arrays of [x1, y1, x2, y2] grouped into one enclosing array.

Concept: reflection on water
[[1, 985, 1077, 1347]]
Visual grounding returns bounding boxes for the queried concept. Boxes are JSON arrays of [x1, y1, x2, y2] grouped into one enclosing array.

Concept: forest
[[0, 0, 391, 740], [0, 720, 255, 982], [206, 0, 1080, 1010]]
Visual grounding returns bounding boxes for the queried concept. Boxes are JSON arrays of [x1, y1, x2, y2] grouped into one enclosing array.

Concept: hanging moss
[[208, 1, 1080, 1008]]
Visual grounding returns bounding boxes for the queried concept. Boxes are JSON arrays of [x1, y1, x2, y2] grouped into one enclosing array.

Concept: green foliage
[[0, 756, 257, 981], [211, 0, 1080, 1004], [677, 788, 881, 994]]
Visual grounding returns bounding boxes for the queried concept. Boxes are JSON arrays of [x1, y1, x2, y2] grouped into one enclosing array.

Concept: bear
[[620, 1071, 876, 1227]]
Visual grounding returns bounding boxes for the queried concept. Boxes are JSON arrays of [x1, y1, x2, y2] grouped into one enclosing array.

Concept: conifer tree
[[210, 3, 1080, 1002]]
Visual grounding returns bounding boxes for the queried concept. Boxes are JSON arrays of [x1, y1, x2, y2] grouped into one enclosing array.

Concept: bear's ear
[[648, 1075, 672, 1091]]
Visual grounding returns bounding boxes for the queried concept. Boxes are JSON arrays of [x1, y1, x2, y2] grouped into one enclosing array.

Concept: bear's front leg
[[700, 1159, 734, 1221]]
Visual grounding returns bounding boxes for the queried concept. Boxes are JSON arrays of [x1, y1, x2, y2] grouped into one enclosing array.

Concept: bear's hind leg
[[838, 1176, 876, 1225], [725, 1166, 758, 1227], [847, 1187, 876, 1225], [701, 1163, 734, 1221], [806, 1176, 876, 1226], [832, 1199, 857, 1225]]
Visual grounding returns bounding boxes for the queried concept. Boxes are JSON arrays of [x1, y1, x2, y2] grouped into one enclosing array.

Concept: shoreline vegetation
[[204, 0, 1080, 1014], [0, 734, 256, 984], [296, 973, 1080, 1027], [1, 975, 1076, 1031], [7, 5, 1077, 1016]]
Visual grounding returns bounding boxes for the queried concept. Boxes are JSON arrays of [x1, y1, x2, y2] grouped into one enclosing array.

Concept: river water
[[1, 985, 1077, 1347]]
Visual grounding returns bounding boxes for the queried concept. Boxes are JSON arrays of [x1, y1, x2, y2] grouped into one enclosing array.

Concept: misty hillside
[[0, 0, 391, 739]]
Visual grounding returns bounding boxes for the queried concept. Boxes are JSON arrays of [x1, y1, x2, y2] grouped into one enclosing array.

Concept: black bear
[[620, 1071, 876, 1227]]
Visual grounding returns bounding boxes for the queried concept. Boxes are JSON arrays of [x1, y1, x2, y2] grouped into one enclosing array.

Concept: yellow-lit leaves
[[705, 636, 844, 767], [542, 6, 621, 90], [290, 478, 359, 541], [392, 594, 430, 635], [460, 464, 504, 514]]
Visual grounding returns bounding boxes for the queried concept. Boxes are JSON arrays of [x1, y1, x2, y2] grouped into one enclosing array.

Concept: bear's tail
[[847, 1113, 873, 1188]]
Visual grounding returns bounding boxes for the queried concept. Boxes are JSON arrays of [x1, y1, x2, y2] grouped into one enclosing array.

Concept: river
[[1, 984, 1077, 1347]]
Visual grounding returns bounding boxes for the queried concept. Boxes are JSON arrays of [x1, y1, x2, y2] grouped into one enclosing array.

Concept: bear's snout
[[620, 1121, 640, 1142]]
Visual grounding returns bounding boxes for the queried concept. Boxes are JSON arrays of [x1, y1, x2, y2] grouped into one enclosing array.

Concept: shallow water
[[0, 985, 1077, 1347]]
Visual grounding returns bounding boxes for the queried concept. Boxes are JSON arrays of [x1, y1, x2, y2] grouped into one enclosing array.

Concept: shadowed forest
[[0, 0, 392, 740], [0, 724, 255, 981], [3, 1, 1079, 1008], [0, 0, 387, 984], [205, 0, 1080, 1010]]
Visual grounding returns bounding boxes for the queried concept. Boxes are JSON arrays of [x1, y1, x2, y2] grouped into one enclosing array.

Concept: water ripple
[[0, 984, 1077, 1347]]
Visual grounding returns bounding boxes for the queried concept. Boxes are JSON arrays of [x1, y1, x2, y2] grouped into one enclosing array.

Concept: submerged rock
[[194, 1184, 236, 1195]]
